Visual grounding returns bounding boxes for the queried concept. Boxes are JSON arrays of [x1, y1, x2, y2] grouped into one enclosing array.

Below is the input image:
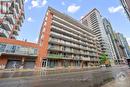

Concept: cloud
[[24, 0, 28, 3], [126, 38, 130, 46], [67, 4, 80, 13], [27, 17, 34, 22], [31, 0, 47, 9], [42, 0, 47, 6], [108, 5, 124, 13], [80, 16, 84, 19], [31, 0, 39, 7], [62, 2, 65, 5]]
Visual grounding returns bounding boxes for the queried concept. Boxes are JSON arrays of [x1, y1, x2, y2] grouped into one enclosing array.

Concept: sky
[[18, 0, 130, 45]]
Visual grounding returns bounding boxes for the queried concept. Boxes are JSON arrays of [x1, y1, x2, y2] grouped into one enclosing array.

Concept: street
[[0, 66, 129, 87]]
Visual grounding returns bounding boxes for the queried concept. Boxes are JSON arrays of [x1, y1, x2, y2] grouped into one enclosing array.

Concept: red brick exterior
[[36, 11, 53, 68]]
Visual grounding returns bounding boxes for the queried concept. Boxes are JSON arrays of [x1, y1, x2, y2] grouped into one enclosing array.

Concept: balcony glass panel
[[48, 54, 64, 59], [0, 43, 38, 56]]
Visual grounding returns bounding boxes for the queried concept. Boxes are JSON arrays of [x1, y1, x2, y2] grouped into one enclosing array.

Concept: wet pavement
[[102, 68, 130, 87], [0, 66, 129, 87], [0, 67, 99, 78]]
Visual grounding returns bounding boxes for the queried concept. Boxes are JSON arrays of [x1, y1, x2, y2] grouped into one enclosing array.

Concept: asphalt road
[[0, 66, 129, 87]]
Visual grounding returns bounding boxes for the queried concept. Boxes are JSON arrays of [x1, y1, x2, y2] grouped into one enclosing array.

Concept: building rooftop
[[48, 7, 94, 34]]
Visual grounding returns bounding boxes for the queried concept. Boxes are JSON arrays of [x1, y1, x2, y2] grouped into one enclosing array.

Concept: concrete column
[[80, 61, 84, 68], [22, 57, 25, 64], [20, 57, 25, 69]]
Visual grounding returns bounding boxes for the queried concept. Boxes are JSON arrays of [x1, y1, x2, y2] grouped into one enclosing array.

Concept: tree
[[99, 53, 109, 65]]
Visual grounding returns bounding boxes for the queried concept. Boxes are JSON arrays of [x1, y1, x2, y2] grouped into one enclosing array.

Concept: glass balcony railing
[[15, 2, 20, 14], [47, 54, 64, 59], [2, 21, 13, 31], [13, 29, 19, 35], [0, 28, 9, 38], [7, 15, 16, 25], [0, 43, 38, 56]]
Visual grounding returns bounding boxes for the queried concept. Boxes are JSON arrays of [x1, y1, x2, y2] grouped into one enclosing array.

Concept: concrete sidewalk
[[0, 67, 100, 79], [102, 68, 130, 87]]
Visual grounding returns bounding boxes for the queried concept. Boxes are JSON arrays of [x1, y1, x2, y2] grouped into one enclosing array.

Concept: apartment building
[[102, 18, 120, 65], [120, 0, 130, 21], [0, 7, 99, 69], [38, 7, 99, 68], [115, 33, 130, 62], [81, 9, 112, 61], [0, 0, 25, 39], [114, 33, 127, 64]]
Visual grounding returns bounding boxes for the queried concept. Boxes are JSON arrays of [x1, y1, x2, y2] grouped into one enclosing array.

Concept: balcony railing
[[13, 29, 19, 35], [49, 39, 97, 53], [47, 54, 64, 59], [0, 43, 38, 56], [53, 15, 94, 38], [2, 21, 13, 31], [15, 2, 20, 14], [0, 28, 9, 38], [7, 15, 15, 25]]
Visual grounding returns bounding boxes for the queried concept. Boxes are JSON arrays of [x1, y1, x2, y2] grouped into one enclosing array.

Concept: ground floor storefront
[[42, 58, 99, 69], [0, 55, 99, 70], [0, 55, 36, 69]]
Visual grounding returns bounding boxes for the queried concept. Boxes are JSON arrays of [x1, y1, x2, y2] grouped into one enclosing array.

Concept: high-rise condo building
[[0, 0, 25, 39], [102, 18, 120, 65], [81, 9, 112, 62], [119, 33, 130, 59], [114, 33, 127, 64], [115, 33, 130, 60], [120, 0, 130, 21]]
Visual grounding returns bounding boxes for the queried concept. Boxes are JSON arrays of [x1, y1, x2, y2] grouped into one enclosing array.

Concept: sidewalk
[[0, 67, 100, 79], [102, 69, 130, 87]]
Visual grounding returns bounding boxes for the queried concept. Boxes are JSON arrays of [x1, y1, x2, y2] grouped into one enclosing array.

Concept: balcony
[[2, 21, 13, 31], [16, 0, 24, 9], [14, 9, 18, 19], [48, 46, 62, 51], [13, 29, 19, 36], [52, 25, 91, 44], [15, 2, 20, 14], [0, 43, 38, 57], [82, 57, 91, 61], [53, 19, 93, 40], [0, 28, 9, 38], [47, 54, 64, 59], [53, 15, 94, 38], [49, 39, 82, 50], [49, 38, 96, 53], [19, 13, 25, 23], [6, 15, 15, 25], [51, 32, 88, 46]]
